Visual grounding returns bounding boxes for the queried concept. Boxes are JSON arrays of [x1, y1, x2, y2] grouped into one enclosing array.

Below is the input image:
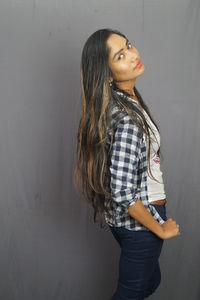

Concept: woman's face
[[107, 34, 145, 84]]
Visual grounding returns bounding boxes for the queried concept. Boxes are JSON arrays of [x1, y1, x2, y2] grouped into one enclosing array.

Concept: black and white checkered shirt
[[104, 93, 165, 231]]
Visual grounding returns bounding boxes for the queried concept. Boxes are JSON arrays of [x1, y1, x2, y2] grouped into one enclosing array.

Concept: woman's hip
[[109, 225, 164, 257], [109, 203, 167, 253]]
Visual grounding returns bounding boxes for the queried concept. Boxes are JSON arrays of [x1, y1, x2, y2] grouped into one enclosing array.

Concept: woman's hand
[[160, 218, 181, 239]]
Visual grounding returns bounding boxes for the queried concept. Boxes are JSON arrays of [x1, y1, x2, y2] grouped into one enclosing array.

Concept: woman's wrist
[[153, 224, 165, 239], [128, 199, 165, 238]]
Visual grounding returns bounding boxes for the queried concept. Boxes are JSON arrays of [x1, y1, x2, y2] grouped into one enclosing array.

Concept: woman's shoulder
[[107, 103, 143, 139], [107, 102, 127, 128]]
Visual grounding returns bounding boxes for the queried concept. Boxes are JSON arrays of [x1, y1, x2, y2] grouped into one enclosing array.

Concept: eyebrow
[[112, 38, 129, 61]]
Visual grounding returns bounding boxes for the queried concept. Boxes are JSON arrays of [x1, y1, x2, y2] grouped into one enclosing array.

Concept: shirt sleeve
[[148, 205, 165, 224], [109, 115, 142, 211]]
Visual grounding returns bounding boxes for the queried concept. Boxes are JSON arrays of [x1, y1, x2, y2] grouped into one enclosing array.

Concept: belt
[[150, 199, 167, 206]]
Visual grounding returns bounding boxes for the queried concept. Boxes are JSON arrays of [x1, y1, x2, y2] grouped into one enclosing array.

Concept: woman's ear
[[108, 77, 113, 84]]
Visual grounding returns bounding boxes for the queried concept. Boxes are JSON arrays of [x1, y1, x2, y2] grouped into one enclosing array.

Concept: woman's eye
[[117, 42, 133, 60], [118, 54, 124, 60], [128, 42, 132, 48]]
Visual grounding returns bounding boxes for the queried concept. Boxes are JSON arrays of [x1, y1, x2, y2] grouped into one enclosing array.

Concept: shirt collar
[[115, 90, 140, 106]]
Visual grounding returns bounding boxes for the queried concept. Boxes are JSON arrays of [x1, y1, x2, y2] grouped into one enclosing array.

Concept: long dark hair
[[73, 28, 163, 228]]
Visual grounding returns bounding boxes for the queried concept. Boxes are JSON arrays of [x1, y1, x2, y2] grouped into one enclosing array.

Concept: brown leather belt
[[150, 199, 167, 206]]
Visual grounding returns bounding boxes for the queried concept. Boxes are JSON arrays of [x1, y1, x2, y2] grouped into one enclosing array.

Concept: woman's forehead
[[107, 34, 127, 50]]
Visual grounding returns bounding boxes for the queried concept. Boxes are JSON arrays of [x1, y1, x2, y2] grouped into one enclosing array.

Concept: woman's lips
[[134, 60, 143, 69]]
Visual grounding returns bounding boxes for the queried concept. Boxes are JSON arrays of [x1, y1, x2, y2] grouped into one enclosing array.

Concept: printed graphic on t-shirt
[[153, 154, 160, 164]]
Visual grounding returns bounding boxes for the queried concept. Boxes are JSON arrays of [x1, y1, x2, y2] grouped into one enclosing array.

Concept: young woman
[[74, 28, 180, 300]]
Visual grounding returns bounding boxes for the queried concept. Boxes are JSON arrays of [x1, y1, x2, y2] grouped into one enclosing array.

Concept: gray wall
[[0, 1, 199, 299]]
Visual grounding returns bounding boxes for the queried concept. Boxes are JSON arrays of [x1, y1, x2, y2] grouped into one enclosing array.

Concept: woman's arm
[[128, 199, 164, 238], [128, 200, 181, 239]]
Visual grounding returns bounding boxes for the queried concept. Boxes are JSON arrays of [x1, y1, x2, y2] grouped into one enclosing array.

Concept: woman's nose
[[129, 51, 138, 63]]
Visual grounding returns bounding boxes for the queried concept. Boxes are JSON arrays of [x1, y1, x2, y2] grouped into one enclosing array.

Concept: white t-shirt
[[142, 109, 166, 202]]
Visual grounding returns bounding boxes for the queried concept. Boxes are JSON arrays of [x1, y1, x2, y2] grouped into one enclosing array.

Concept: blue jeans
[[109, 204, 167, 300]]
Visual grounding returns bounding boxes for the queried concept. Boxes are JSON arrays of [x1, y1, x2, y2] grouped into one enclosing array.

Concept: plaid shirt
[[104, 95, 165, 231]]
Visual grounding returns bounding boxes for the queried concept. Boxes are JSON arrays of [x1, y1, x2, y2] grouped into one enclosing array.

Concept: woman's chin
[[135, 64, 145, 77]]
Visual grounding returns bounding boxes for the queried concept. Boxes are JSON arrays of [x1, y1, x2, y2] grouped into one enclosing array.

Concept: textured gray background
[[0, 1, 199, 299]]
